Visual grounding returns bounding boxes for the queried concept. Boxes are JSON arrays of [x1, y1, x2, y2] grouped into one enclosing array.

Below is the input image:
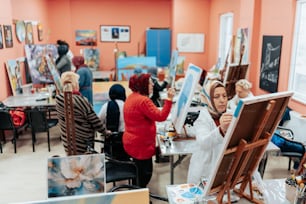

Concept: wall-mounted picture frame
[[177, 33, 205, 53], [259, 35, 283, 93], [100, 25, 130, 42], [0, 25, 3, 49], [25, 22, 34, 44], [75, 30, 97, 46], [37, 22, 43, 41], [3, 25, 13, 48], [15, 20, 26, 43]]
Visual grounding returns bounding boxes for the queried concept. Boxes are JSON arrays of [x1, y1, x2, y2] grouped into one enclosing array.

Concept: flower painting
[[48, 154, 105, 198]]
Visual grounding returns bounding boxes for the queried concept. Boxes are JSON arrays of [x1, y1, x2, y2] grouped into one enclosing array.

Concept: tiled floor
[[0, 125, 293, 204]]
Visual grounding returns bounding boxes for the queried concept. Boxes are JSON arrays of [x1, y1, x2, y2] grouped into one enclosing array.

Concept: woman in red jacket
[[123, 73, 175, 187]]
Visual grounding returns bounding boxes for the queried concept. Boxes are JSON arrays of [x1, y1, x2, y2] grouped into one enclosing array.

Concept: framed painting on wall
[[37, 22, 43, 41], [3, 25, 13, 48], [259, 35, 283, 93], [100, 25, 130, 42], [0, 25, 3, 49], [15, 20, 26, 43], [75, 30, 97, 46], [25, 22, 34, 44]]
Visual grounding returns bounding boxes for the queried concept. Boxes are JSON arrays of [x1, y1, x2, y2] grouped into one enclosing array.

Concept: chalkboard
[[259, 35, 283, 93]]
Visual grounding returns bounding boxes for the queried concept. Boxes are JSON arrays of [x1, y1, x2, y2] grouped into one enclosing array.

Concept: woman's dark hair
[[57, 44, 69, 56], [106, 84, 126, 132]]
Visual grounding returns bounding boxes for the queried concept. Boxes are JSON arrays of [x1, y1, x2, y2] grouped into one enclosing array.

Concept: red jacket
[[123, 92, 172, 159]]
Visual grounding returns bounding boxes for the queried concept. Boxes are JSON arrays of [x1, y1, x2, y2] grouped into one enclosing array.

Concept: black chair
[[87, 136, 139, 187], [0, 109, 27, 153], [27, 107, 58, 152]]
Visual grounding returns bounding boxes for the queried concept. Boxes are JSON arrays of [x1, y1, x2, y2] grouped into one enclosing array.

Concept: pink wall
[[172, 0, 210, 70], [47, 0, 172, 70], [0, 0, 50, 100], [0, 0, 305, 113]]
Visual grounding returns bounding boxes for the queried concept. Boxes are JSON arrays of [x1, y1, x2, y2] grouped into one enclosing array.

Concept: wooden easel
[[64, 89, 77, 155], [223, 44, 249, 100], [203, 92, 292, 204], [296, 153, 306, 175], [212, 100, 276, 203]]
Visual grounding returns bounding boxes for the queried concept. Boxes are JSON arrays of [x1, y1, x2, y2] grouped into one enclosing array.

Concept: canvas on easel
[[223, 64, 249, 100], [171, 63, 202, 135], [203, 91, 293, 203], [24, 44, 58, 85], [168, 49, 179, 88], [45, 54, 62, 91]]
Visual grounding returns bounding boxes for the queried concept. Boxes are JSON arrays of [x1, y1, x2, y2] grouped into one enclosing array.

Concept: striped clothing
[[56, 93, 104, 154]]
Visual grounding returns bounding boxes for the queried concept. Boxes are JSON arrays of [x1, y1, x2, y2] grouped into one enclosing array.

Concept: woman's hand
[[167, 88, 175, 101], [219, 112, 233, 134]]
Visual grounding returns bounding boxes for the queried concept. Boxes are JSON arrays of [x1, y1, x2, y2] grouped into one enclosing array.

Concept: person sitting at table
[[147, 67, 169, 107], [55, 71, 104, 155], [186, 80, 233, 184], [123, 73, 175, 188], [98, 84, 129, 160], [72, 56, 93, 105], [227, 79, 253, 111]]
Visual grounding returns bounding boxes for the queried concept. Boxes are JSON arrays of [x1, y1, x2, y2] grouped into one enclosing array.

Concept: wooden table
[[157, 120, 280, 184]]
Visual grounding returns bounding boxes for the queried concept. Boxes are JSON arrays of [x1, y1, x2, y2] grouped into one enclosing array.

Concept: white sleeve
[[98, 103, 107, 126], [192, 108, 223, 149]]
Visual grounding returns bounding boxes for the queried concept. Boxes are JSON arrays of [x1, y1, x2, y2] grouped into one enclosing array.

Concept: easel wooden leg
[[296, 153, 306, 175]]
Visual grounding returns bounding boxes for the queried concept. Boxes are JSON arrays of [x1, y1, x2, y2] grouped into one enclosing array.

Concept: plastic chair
[[27, 107, 58, 152], [0, 109, 27, 153]]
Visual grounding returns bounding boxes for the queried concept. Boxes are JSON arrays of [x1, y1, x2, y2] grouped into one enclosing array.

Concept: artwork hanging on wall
[[6, 59, 23, 95], [177, 33, 204, 53], [75, 30, 97, 46], [0, 25, 3, 49], [24, 44, 58, 84], [48, 154, 106, 198], [37, 22, 43, 41], [84, 48, 100, 71], [259, 35, 283, 93], [100, 25, 130, 42], [25, 22, 34, 44], [15, 20, 26, 43], [3, 25, 13, 48]]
